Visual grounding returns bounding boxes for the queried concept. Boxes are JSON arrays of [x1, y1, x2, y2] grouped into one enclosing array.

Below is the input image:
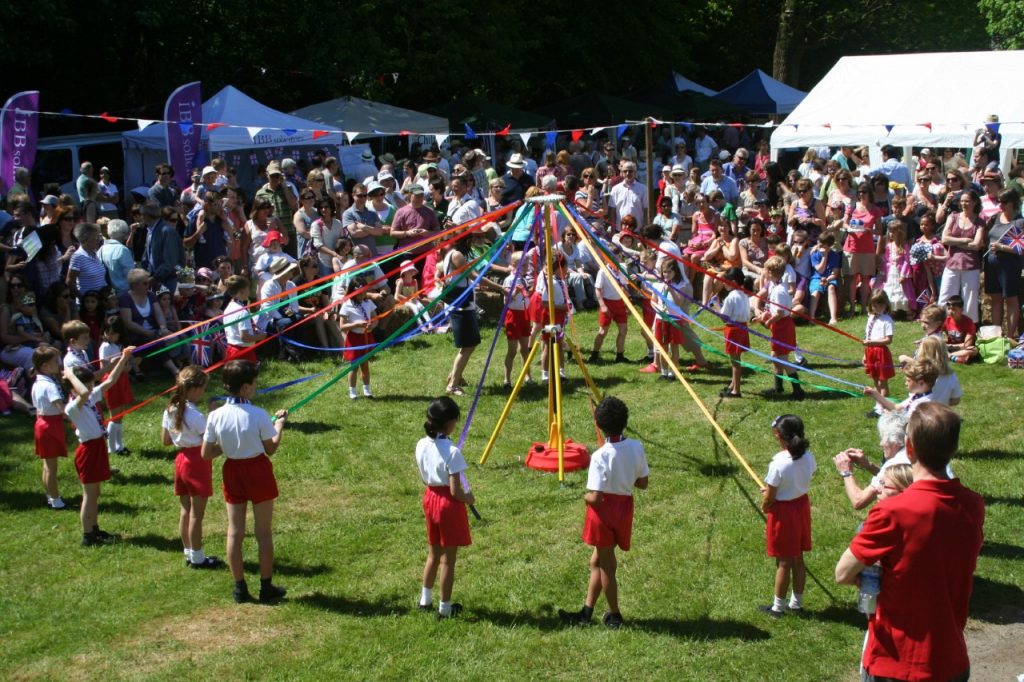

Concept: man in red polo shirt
[[835, 403, 984, 682]]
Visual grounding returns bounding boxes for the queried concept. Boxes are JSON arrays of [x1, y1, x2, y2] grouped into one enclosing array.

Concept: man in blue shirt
[[700, 158, 739, 204], [865, 145, 914, 190]]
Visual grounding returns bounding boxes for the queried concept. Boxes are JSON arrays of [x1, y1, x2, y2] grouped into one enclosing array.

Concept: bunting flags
[[464, 123, 477, 139], [519, 132, 531, 145], [571, 129, 583, 142], [99, 112, 119, 123], [496, 123, 511, 136], [435, 133, 449, 146], [344, 131, 358, 143], [544, 131, 557, 149], [206, 122, 226, 131]]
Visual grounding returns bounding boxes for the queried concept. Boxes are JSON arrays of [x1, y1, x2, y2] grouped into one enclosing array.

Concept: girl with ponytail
[[760, 414, 816, 618], [415, 396, 475, 619], [162, 366, 222, 569]]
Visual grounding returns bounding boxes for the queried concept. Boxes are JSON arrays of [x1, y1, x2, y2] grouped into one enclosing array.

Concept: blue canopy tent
[[122, 85, 343, 189], [672, 71, 717, 96], [713, 69, 806, 115]]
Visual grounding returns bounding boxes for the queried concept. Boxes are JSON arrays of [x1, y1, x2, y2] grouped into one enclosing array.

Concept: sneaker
[[49, 497, 67, 510], [791, 387, 805, 401], [758, 604, 785, 619], [348, 388, 358, 400], [436, 603, 463, 620], [258, 583, 287, 604], [82, 530, 116, 547], [613, 353, 629, 364], [659, 373, 673, 381], [541, 370, 549, 381], [588, 351, 600, 363], [796, 357, 810, 369], [683, 364, 704, 372], [362, 386, 374, 398], [602, 611, 625, 629], [233, 585, 253, 604], [639, 363, 659, 374], [558, 607, 593, 626], [558, 367, 566, 379], [189, 556, 225, 570], [92, 528, 117, 542]]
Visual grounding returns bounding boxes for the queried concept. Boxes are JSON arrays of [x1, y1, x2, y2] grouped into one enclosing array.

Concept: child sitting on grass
[[897, 303, 945, 366], [864, 358, 940, 416], [943, 295, 978, 363]]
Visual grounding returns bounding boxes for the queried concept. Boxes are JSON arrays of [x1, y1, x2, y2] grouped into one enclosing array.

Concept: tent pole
[[645, 117, 655, 224]]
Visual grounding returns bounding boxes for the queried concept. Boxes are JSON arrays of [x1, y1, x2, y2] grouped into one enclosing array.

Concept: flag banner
[[0, 91, 40, 195], [164, 82, 202, 191]]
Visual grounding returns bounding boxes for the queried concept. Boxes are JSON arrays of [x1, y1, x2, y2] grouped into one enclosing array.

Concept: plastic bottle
[[858, 565, 882, 615]]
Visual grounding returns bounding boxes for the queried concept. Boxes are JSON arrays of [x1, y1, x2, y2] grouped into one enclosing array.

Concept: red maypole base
[[525, 439, 591, 473]]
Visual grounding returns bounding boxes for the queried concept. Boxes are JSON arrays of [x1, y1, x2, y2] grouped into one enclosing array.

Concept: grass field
[[1, 311, 1022, 681]]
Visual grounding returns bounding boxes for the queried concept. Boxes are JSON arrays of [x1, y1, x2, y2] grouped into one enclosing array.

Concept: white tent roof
[[772, 51, 1024, 150], [292, 96, 449, 136]]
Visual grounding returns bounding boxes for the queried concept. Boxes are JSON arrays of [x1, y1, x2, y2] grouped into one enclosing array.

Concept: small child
[[99, 318, 134, 456], [502, 253, 532, 387], [590, 257, 630, 364], [558, 396, 649, 629], [163, 366, 223, 569], [530, 254, 569, 382], [652, 258, 707, 378], [416, 396, 475, 619], [863, 290, 895, 401], [64, 346, 135, 546], [222, 275, 266, 363], [898, 303, 945, 365], [760, 414, 815, 618], [789, 230, 813, 317], [719, 267, 751, 399], [636, 248, 660, 371], [337, 277, 378, 399], [943, 295, 978, 363], [759, 256, 805, 400], [917, 336, 963, 407], [79, 290, 103, 352], [880, 221, 914, 316], [808, 233, 841, 324], [32, 345, 68, 510], [201, 360, 288, 604], [62, 320, 91, 371], [156, 286, 187, 370], [864, 357, 940, 417], [396, 260, 427, 319]]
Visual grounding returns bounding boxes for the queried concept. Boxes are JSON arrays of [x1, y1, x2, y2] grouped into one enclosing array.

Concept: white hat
[[201, 165, 217, 177], [718, 150, 731, 161], [360, 149, 374, 161], [399, 259, 417, 275], [41, 195, 59, 206], [366, 180, 385, 195], [377, 170, 394, 182], [670, 164, 686, 175], [507, 153, 526, 169]]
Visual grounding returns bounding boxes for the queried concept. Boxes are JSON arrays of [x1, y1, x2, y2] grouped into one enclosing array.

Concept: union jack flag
[[1000, 225, 1024, 255], [188, 321, 225, 367], [916, 289, 933, 305]]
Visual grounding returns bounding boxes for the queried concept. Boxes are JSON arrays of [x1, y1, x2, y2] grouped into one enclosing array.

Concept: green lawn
[[1, 312, 1022, 681]]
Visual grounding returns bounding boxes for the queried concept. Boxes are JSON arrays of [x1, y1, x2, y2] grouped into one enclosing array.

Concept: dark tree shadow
[[699, 462, 739, 478], [983, 495, 1024, 508], [807, 605, 868, 627], [134, 448, 173, 460], [116, 472, 173, 486], [124, 533, 183, 554], [970, 576, 1024, 623], [980, 541, 1024, 560], [462, 604, 563, 632], [285, 421, 340, 434], [630, 616, 771, 641], [956, 449, 1019, 461], [295, 591, 410, 617], [0, 490, 56, 512], [243, 559, 332, 577]]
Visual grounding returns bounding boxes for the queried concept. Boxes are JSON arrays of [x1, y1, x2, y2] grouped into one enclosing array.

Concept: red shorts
[[174, 446, 213, 498], [222, 454, 278, 505], [226, 344, 257, 363], [504, 308, 530, 339], [582, 493, 635, 550], [598, 298, 627, 326], [74, 437, 111, 484], [528, 291, 544, 324], [423, 486, 471, 547], [724, 323, 750, 356], [654, 316, 684, 345], [642, 299, 655, 329], [103, 371, 134, 411], [34, 415, 67, 459], [766, 494, 812, 557], [864, 345, 895, 381], [343, 331, 375, 362], [769, 316, 796, 356]]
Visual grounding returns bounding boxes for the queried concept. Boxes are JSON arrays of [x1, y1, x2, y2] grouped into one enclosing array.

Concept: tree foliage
[[979, 0, 1024, 48]]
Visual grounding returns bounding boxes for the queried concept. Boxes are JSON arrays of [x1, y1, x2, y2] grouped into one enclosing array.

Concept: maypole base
[[525, 439, 590, 473]]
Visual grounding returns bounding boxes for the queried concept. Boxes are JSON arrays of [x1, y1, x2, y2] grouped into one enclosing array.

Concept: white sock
[[772, 596, 786, 612], [191, 547, 205, 563], [438, 600, 452, 616], [420, 586, 432, 607], [184, 547, 192, 560], [789, 592, 803, 609], [794, 353, 805, 362]]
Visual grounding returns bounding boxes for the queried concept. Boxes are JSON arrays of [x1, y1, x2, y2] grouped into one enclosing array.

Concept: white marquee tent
[[771, 51, 1024, 169]]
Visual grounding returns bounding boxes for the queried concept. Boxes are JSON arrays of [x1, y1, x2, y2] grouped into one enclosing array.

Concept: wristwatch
[[840, 471, 853, 478]]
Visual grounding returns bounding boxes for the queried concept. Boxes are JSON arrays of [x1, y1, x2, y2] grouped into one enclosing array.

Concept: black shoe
[[865, 410, 879, 418], [602, 611, 625, 629], [258, 583, 287, 604], [796, 357, 810, 368], [92, 527, 117, 542], [436, 603, 463, 620], [189, 556, 225, 570], [719, 388, 742, 399], [614, 353, 629, 364], [588, 351, 600, 363], [558, 607, 593, 626], [761, 388, 784, 399], [418, 603, 433, 611], [758, 604, 785, 619], [233, 586, 253, 604], [791, 386, 805, 401]]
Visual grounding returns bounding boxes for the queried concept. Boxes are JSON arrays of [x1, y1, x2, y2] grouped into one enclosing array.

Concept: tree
[[979, 0, 1024, 48]]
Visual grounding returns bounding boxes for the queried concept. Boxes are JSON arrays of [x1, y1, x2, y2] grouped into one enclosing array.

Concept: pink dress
[[882, 243, 915, 313], [684, 211, 717, 260]]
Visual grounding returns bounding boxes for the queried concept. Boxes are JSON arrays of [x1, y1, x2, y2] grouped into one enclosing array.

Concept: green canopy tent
[[534, 93, 672, 129]]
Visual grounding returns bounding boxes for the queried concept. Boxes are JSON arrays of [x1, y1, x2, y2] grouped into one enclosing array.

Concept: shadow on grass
[[982, 495, 1024, 508], [135, 448, 172, 460], [243, 559, 332, 577], [631, 616, 770, 641], [0, 490, 56, 512], [464, 605, 562, 632], [116, 472, 173, 486], [124, 533, 182, 553], [958, 449, 1021, 461], [295, 591, 409, 617], [970, 576, 1024, 624], [807, 605, 866, 628], [980, 540, 1024, 560], [286, 421, 342, 434]]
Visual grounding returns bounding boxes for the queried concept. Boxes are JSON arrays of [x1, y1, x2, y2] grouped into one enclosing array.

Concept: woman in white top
[[310, 199, 347, 276], [292, 189, 318, 259]]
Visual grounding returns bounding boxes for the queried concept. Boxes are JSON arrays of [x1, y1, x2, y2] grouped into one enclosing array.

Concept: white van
[[31, 132, 123, 204]]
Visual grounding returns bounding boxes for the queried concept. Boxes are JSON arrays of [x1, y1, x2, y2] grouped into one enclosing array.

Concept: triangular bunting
[[884, 124, 894, 134], [616, 124, 628, 138], [99, 112, 119, 123], [344, 131, 358, 143], [313, 130, 330, 140], [544, 131, 557, 149], [137, 119, 156, 130], [282, 128, 297, 137], [246, 126, 263, 140], [435, 134, 449, 146], [571, 129, 584, 142], [496, 123, 511, 136], [920, 122, 932, 131], [206, 122, 226, 131], [729, 123, 745, 130], [178, 122, 193, 136], [822, 123, 831, 129], [372, 129, 384, 135], [399, 130, 413, 136], [590, 127, 605, 136], [464, 123, 477, 140], [987, 122, 1001, 134], [519, 132, 531, 145]]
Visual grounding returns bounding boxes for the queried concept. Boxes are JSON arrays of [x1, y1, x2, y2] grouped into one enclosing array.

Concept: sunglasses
[[355, 193, 368, 198]]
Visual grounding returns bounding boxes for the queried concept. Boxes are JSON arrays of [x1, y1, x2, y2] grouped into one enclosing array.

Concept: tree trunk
[[772, 0, 805, 87]]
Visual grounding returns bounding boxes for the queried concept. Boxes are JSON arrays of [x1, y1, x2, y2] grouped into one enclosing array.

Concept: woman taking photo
[[938, 190, 985, 322], [983, 188, 1023, 337]]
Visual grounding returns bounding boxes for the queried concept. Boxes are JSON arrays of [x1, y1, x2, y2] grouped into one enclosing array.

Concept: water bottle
[[858, 565, 882, 615]]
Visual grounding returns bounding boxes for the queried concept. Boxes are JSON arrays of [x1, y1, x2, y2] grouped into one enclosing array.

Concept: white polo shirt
[[223, 299, 256, 346], [162, 402, 206, 449], [204, 400, 276, 459], [65, 387, 106, 442], [595, 268, 626, 301], [721, 288, 750, 324], [339, 299, 376, 334], [416, 435, 468, 487], [586, 438, 649, 496], [32, 375, 64, 416], [768, 282, 792, 318], [502, 274, 528, 310], [63, 348, 89, 372], [865, 314, 894, 342], [765, 450, 816, 501]]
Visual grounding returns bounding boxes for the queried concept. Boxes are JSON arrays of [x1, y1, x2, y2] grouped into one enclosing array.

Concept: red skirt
[[598, 297, 628, 327], [582, 493, 635, 551], [74, 437, 111, 484], [766, 494, 812, 557], [504, 308, 530, 339], [864, 345, 895, 381], [34, 415, 67, 459], [102, 371, 134, 411], [769, 316, 796, 356], [226, 344, 257, 363], [654, 316, 684, 345], [343, 331, 375, 362], [222, 454, 278, 505], [423, 485, 471, 547], [724, 323, 750, 357], [174, 446, 213, 497]]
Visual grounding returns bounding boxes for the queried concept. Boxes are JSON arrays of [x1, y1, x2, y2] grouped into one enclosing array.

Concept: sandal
[[446, 386, 465, 396]]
